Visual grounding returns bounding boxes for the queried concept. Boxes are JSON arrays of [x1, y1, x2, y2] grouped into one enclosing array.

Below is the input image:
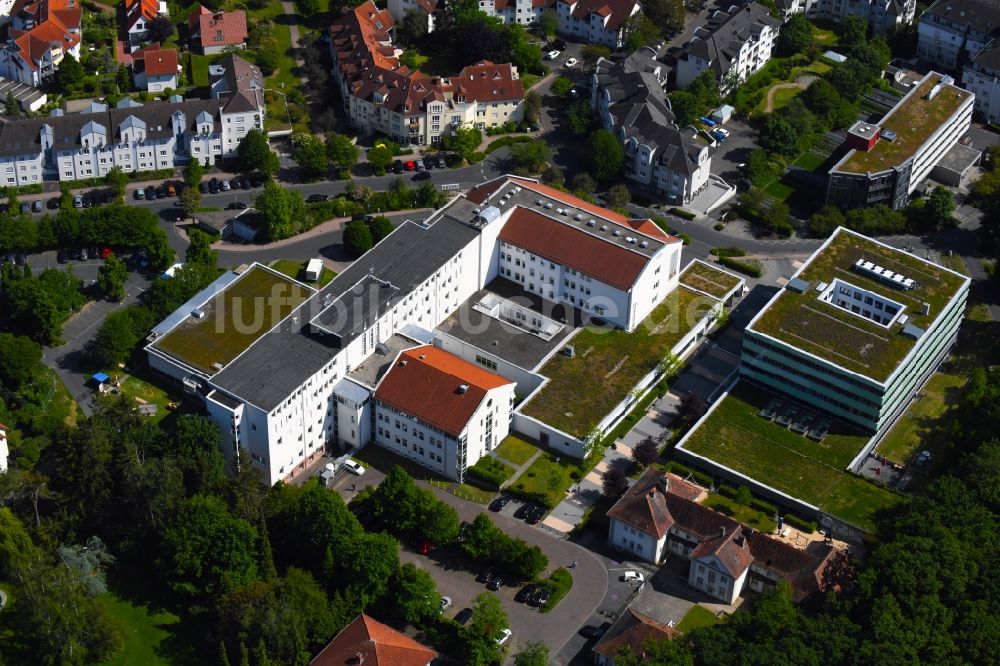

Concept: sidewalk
[[493, 448, 543, 489]]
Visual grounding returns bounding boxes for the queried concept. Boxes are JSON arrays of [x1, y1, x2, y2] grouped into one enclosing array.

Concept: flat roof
[[347, 333, 420, 388], [835, 73, 972, 175], [151, 264, 313, 375], [747, 227, 968, 382], [678, 260, 744, 299], [935, 142, 981, 174]]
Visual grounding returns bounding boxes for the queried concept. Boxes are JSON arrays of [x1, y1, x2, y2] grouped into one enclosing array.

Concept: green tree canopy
[[343, 219, 373, 258], [587, 129, 624, 185], [57, 53, 84, 88], [326, 133, 360, 177], [368, 215, 394, 244], [104, 166, 128, 199], [92, 305, 155, 367], [238, 129, 280, 178], [0, 332, 43, 390], [776, 14, 813, 55], [96, 253, 127, 301], [292, 132, 329, 181], [387, 563, 439, 625], [255, 181, 306, 242]]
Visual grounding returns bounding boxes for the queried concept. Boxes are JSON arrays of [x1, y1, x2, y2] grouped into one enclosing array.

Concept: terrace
[[521, 286, 717, 438], [678, 261, 743, 299], [679, 383, 904, 532], [749, 228, 967, 381], [152, 265, 313, 375], [837, 74, 971, 174]]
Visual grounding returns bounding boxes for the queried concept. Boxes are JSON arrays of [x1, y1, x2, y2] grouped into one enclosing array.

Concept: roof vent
[[640, 240, 648, 248], [535, 199, 543, 206], [600, 224, 608, 231], [473, 208, 481, 214], [613, 229, 621, 236], [921, 301, 931, 315], [191, 308, 205, 319], [787, 278, 810, 293], [400, 359, 408, 366], [457, 383, 469, 394]]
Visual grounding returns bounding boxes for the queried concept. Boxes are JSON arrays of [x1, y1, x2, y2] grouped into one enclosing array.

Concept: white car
[[439, 596, 452, 613], [714, 127, 731, 138], [565, 57, 578, 68], [547, 50, 560, 60], [495, 628, 512, 645], [343, 459, 365, 475], [622, 571, 644, 583]]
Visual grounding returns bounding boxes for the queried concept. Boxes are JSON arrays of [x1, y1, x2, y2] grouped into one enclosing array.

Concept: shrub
[[663, 461, 714, 488], [710, 246, 747, 258], [669, 207, 697, 220], [714, 223, 725, 231], [485, 135, 534, 155], [718, 484, 738, 499], [677, 233, 691, 245], [467, 457, 514, 490], [782, 513, 818, 533], [540, 567, 573, 613], [751, 498, 777, 515], [718, 256, 764, 278]]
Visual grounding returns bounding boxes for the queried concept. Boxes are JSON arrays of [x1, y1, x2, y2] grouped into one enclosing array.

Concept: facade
[[123, 0, 167, 51], [0, 0, 82, 87], [132, 45, 178, 92], [826, 72, 973, 210], [918, 0, 1000, 70], [478, 0, 553, 25], [962, 44, 1000, 123], [777, 0, 913, 36], [0, 56, 264, 185], [310, 614, 436, 666], [592, 49, 713, 205], [555, 0, 640, 48], [146, 175, 683, 484], [386, 0, 437, 32], [329, 2, 525, 147], [676, 3, 779, 94], [607, 469, 837, 604], [742, 227, 970, 434], [188, 5, 248, 55]]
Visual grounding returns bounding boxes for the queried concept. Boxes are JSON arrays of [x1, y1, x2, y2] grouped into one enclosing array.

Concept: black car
[[208, 178, 221, 193], [46, 197, 60, 210], [392, 160, 404, 174], [579, 624, 608, 639], [31, 200, 42, 212], [475, 569, 495, 584], [240, 176, 251, 189], [156, 185, 168, 198], [19, 202, 30, 214], [436, 155, 447, 168], [306, 194, 329, 203], [14, 253, 26, 266], [526, 504, 546, 525], [250, 174, 264, 187], [412, 171, 431, 181], [486, 576, 504, 591], [528, 587, 551, 607], [454, 608, 474, 626], [231, 178, 243, 190], [514, 503, 531, 520], [199, 181, 209, 194], [226, 201, 248, 210], [515, 585, 536, 603], [489, 496, 510, 512], [56, 250, 68, 264], [458, 520, 470, 540], [145, 188, 156, 201], [0, 203, 8, 213]]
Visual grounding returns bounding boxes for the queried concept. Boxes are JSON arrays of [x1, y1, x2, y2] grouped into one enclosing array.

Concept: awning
[[92, 372, 110, 383]]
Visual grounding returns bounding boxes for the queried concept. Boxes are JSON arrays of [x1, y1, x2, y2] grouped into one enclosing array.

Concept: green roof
[[748, 228, 967, 382], [837, 74, 971, 174], [679, 260, 743, 299], [153, 265, 313, 375]]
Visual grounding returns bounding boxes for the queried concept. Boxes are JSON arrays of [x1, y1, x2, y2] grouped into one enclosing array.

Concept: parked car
[[515, 584, 536, 603], [155, 185, 167, 198], [14, 253, 26, 266], [621, 571, 645, 583], [73, 195, 83, 208], [488, 496, 510, 512], [392, 159, 404, 174], [208, 178, 221, 193], [529, 587, 551, 607], [455, 608, 474, 625], [551, 39, 567, 50], [230, 178, 242, 190], [412, 171, 431, 181], [546, 50, 560, 60], [565, 57, 578, 68], [436, 155, 447, 168], [495, 629, 512, 646], [714, 127, 730, 138], [415, 158, 425, 171], [226, 201, 248, 210], [343, 459, 365, 475], [526, 504, 546, 525], [31, 200, 42, 212], [486, 576, 504, 591], [710, 130, 727, 143], [418, 540, 434, 555], [56, 250, 67, 264], [250, 174, 264, 187], [100, 247, 112, 259], [0, 203, 9, 213], [167, 184, 178, 196], [19, 202, 30, 214], [221, 179, 231, 191], [405, 160, 416, 171], [198, 181, 209, 194], [240, 176, 251, 189], [439, 596, 452, 613], [458, 520, 470, 540], [514, 503, 531, 520], [475, 569, 496, 584], [134, 188, 146, 200], [579, 624, 609, 639], [145, 188, 156, 201], [47, 197, 60, 209], [306, 194, 329, 203], [79, 248, 90, 260]]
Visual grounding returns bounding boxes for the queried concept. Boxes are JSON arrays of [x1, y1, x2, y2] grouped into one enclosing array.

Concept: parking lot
[[707, 118, 758, 185]]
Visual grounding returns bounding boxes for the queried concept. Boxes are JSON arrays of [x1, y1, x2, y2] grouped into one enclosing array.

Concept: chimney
[[656, 475, 669, 494], [457, 384, 469, 394], [720, 526, 726, 538]]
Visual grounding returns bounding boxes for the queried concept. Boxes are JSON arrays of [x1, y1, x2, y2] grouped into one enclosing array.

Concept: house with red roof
[[556, 0, 640, 47], [123, 0, 168, 52], [592, 608, 675, 666], [310, 614, 436, 666], [132, 43, 177, 92], [0, 0, 82, 86], [188, 5, 248, 55]]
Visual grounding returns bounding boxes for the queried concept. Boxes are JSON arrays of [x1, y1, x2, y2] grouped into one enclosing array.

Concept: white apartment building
[[0, 422, 7, 474], [0, 0, 82, 87], [918, 0, 1000, 70], [146, 175, 683, 484], [962, 43, 1000, 122], [593, 49, 712, 205], [386, 0, 437, 32], [776, 0, 913, 36], [479, 0, 553, 26], [330, 2, 524, 147], [555, 0, 640, 48], [676, 3, 780, 94]]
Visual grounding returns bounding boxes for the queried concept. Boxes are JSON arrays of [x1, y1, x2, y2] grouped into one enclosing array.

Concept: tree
[[632, 437, 659, 467], [57, 53, 84, 88], [366, 144, 393, 176], [294, 0, 320, 16], [400, 9, 430, 41], [581, 44, 611, 68], [565, 100, 597, 135], [537, 9, 557, 39], [839, 15, 869, 50], [735, 485, 753, 507], [367, 215, 394, 243], [745, 149, 784, 188], [602, 465, 629, 497], [759, 116, 800, 157], [172, 414, 226, 494], [668, 90, 700, 127], [572, 171, 596, 195], [238, 129, 279, 178], [677, 392, 707, 426], [463, 592, 509, 664], [622, 12, 661, 50], [5, 90, 19, 116], [440, 126, 482, 162], [343, 219, 373, 258], [514, 642, 550, 666], [509, 140, 551, 173], [808, 205, 845, 238], [96, 253, 127, 301], [925, 186, 956, 229], [186, 227, 218, 267], [776, 14, 813, 56], [147, 15, 175, 43], [326, 133, 359, 178], [180, 186, 201, 216], [340, 532, 399, 607], [104, 166, 128, 200], [255, 180, 306, 242], [523, 90, 542, 127], [550, 76, 573, 97], [292, 132, 329, 181], [606, 183, 630, 208], [184, 159, 204, 189], [588, 129, 624, 185], [462, 513, 505, 560], [92, 305, 155, 366], [388, 563, 439, 625], [0, 332, 43, 390], [616, 636, 694, 665]]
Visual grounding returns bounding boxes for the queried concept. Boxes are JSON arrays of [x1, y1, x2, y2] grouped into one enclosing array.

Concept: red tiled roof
[[7, 0, 81, 70], [607, 469, 703, 538], [310, 614, 436, 666], [625, 217, 673, 242], [562, 0, 638, 29], [135, 45, 177, 76], [192, 8, 247, 48], [592, 609, 675, 659], [125, 0, 159, 29], [691, 530, 754, 577], [374, 346, 513, 438], [499, 207, 650, 291], [455, 60, 523, 103]]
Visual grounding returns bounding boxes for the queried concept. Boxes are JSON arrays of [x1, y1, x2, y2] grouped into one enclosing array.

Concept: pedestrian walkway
[[493, 447, 543, 489]]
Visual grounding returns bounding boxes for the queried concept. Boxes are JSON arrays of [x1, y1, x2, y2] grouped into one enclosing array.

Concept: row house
[[676, 2, 780, 95], [555, 0, 640, 48], [479, 0, 553, 26], [593, 48, 712, 205], [0, 0, 82, 86], [963, 43, 1000, 122], [132, 44, 178, 92], [776, 0, 913, 36]]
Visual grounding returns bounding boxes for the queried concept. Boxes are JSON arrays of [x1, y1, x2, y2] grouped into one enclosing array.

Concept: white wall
[[609, 517, 666, 563]]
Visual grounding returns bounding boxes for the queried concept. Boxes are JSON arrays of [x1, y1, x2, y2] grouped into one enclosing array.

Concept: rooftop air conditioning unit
[[640, 240, 648, 248], [613, 229, 621, 236], [457, 384, 469, 394], [587, 219, 595, 226], [600, 225, 608, 231]]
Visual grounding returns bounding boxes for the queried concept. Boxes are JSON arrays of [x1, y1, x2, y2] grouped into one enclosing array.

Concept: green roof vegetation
[[749, 228, 967, 381], [680, 383, 904, 532], [269, 259, 337, 287], [522, 287, 717, 438], [838, 75, 971, 174], [153, 265, 313, 375], [876, 369, 966, 464], [679, 261, 743, 299]]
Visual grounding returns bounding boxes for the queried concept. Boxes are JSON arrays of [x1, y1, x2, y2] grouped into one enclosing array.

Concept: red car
[[405, 160, 416, 171], [418, 540, 434, 555], [100, 247, 112, 259]]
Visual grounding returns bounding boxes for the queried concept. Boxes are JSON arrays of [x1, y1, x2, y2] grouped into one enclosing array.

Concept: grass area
[[100, 370, 180, 426], [840, 75, 972, 173], [436, 482, 496, 504], [521, 73, 540, 90], [680, 383, 904, 532], [96, 593, 181, 666], [749, 228, 968, 381], [40, 366, 78, 427], [269, 259, 337, 286], [522, 287, 717, 437], [771, 86, 802, 110], [676, 605, 721, 633], [186, 53, 219, 88], [467, 456, 516, 490], [539, 567, 573, 613], [153, 265, 313, 375], [877, 371, 967, 463], [812, 24, 839, 46], [940, 254, 967, 275], [508, 453, 575, 509], [792, 151, 827, 172], [763, 179, 796, 202], [494, 434, 539, 466], [702, 493, 778, 532], [679, 261, 742, 299], [354, 445, 450, 483]]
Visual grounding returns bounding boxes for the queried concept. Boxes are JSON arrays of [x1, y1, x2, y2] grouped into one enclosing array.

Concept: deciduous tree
[[96, 253, 127, 301], [343, 219, 373, 257], [255, 180, 305, 242], [292, 132, 329, 181], [326, 133, 359, 178], [588, 129, 624, 185], [238, 129, 279, 178], [387, 563, 439, 625], [632, 437, 659, 467], [602, 465, 629, 497]]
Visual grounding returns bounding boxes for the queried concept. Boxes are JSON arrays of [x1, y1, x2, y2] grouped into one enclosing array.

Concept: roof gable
[[310, 614, 437, 666]]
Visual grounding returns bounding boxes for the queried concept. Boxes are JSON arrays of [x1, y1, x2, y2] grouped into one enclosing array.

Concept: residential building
[[132, 44, 178, 92], [0, 0, 81, 86], [123, 0, 167, 51], [0, 0, 15, 23], [742, 226, 970, 434], [918, 0, 1000, 70], [555, 0, 640, 48], [0, 422, 7, 473], [826, 72, 973, 210], [607, 468, 838, 604], [675, 3, 780, 94], [592, 48, 713, 205], [0, 75, 47, 111], [188, 5, 248, 55], [479, 0, 554, 26], [310, 614, 436, 666], [592, 608, 675, 666], [776, 0, 913, 36], [329, 2, 525, 146], [962, 43, 1000, 122], [145, 175, 683, 484], [386, 0, 438, 32]]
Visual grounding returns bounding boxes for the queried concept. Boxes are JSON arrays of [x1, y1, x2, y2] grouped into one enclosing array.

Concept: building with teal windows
[[741, 227, 969, 435]]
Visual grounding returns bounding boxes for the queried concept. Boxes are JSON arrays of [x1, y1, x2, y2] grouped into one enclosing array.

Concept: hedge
[[540, 567, 573, 613], [485, 135, 534, 155], [718, 256, 764, 278], [782, 513, 818, 533], [751, 497, 777, 516], [669, 207, 696, 220], [466, 457, 515, 490], [1, 184, 44, 197], [710, 246, 747, 258]]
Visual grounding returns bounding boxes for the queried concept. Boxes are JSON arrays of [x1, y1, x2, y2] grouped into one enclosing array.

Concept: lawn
[[812, 23, 839, 46], [354, 445, 450, 482], [679, 261, 742, 299], [102, 370, 181, 426], [940, 254, 967, 275], [702, 493, 778, 532], [680, 383, 904, 532], [467, 456, 516, 489], [427, 481, 495, 504], [269, 259, 337, 286], [676, 605, 722, 634], [763, 179, 796, 202], [186, 53, 219, 89], [508, 453, 576, 509], [522, 287, 717, 438], [792, 151, 827, 172], [494, 434, 539, 466], [877, 370, 967, 463], [41, 366, 77, 428], [521, 73, 540, 90], [771, 86, 802, 110], [96, 593, 182, 666]]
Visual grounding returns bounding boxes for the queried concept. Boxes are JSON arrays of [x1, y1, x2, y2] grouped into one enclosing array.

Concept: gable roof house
[[556, 0, 641, 48], [592, 608, 676, 666], [310, 614, 437, 666], [123, 0, 167, 51], [0, 0, 82, 86], [592, 48, 715, 205], [131, 43, 177, 92], [188, 5, 248, 55], [676, 2, 780, 95]]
